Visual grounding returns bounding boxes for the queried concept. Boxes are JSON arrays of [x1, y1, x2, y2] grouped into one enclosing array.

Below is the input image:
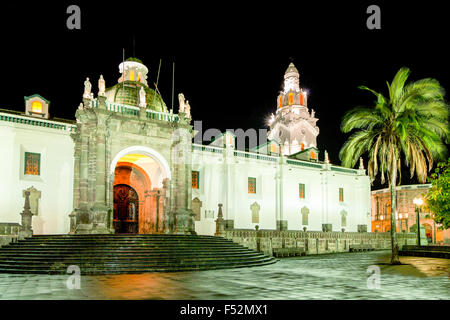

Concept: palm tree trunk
[[390, 161, 401, 264]]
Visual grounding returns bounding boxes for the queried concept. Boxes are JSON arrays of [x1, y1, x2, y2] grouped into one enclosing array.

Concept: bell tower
[[267, 63, 319, 157]]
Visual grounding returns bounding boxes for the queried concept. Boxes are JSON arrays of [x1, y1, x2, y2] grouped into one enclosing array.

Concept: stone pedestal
[[276, 220, 288, 231], [174, 208, 196, 235]]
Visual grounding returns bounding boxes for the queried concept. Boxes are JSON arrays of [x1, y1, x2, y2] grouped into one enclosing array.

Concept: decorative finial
[[83, 77, 92, 99], [359, 157, 364, 170], [98, 75, 105, 96], [324, 150, 330, 164]]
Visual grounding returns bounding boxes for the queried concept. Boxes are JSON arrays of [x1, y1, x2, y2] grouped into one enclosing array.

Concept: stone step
[[0, 234, 277, 274], [0, 260, 277, 275]]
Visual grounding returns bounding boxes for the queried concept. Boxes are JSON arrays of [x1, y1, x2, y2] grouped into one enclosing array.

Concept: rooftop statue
[[178, 93, 186, 113], [83, 77, 92, 99]]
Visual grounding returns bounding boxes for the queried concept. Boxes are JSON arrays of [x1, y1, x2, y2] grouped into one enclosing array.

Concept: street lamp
[[413, 197, 424, 246]]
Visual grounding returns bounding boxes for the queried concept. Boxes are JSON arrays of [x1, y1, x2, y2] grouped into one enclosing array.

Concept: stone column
[[277, 156, 288, 231], [19, 191, 33, 239]]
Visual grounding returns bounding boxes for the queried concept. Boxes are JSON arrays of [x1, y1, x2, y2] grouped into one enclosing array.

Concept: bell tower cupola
[[268, 63, 319, 158]]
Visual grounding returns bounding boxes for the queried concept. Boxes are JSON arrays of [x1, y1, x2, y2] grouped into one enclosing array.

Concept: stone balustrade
[[0, 223, 21, 247], [224, 229, 416, 256]]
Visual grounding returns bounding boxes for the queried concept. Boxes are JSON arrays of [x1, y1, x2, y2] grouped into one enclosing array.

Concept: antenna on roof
[[156, 58, 162, 87], [171, 62, 175, 111], [122, 48, 125, 90]]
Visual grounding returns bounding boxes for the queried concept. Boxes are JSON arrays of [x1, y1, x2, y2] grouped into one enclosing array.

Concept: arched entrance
[[113, 184, 139, 233], [110, 146, 171, 234]]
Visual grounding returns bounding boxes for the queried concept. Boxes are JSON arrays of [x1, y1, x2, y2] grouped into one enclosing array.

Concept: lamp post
[[413, 197, 423, 246]]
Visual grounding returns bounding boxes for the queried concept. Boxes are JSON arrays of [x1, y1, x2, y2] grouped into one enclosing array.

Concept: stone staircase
[[0, 234, 277, 274]]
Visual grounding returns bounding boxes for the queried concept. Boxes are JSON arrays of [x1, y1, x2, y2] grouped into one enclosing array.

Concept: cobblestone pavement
[[0, 251, 449, 300]]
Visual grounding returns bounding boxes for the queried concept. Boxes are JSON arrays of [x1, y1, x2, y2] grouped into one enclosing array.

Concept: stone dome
[[105, 82, 167, 113]]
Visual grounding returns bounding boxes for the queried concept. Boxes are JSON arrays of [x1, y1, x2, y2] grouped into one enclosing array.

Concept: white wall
[[0, 118, 74, 234], [192, 146, 371, 236]]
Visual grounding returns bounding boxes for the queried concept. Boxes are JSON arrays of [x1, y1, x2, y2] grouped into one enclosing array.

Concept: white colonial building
[[0, 60, 371, 236]]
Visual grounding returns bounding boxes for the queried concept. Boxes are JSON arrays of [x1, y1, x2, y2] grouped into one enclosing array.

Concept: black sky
[[1, 1, 448, 189]]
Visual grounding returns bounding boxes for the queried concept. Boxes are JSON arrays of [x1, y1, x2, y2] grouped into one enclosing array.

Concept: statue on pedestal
[[83, 77, 92, 99], [178, 93, 186, 113], [139, 86, 146, 108], [185, 100, 191, 118], [98, 75, 105, 96]]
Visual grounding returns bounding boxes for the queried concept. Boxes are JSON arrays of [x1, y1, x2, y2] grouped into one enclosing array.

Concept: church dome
[[104, 58, 168, 113], [284, 63, 299, 77], [106, 82, 167, 113]]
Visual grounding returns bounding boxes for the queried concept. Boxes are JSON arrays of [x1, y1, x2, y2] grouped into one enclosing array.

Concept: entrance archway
[[111, 147, 170, 234], [113, 184, 139, 233]]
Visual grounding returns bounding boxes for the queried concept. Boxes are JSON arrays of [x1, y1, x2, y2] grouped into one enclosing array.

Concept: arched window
[[279, 96, 283, 108], [300, 93, 304, 105], [130, 70, 135, 81], [300, 143, 305, 151], [31, 101, 42, 113], [310, 151, 315, 159], [138, 72, 142, 82], [288, 92, 293, 105]]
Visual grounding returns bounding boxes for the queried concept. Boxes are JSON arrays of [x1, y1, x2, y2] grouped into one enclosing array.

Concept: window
[[130, 70, 135, 81], [299, 183, 305, 199], [279, 96, 283, 108], [310, 151, 315, 159], [248, 177, 256, 194], [300, 93, 304, 105], [192, 171, 199, 189], [31, 101, 43, 113], [270, 143, 277, 154], [288, 93, 294, 105], [24, 152, 40, 176], [339, 188, 344, 202], [300, 143, 305, 151]]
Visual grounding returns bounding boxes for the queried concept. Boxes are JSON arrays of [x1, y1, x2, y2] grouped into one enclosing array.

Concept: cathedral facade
[[0, 60, 371, 236]]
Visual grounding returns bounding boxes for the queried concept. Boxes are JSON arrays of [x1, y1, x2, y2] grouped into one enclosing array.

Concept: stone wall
[[0, 223, 21, 247], [225, 229, 416, 256]]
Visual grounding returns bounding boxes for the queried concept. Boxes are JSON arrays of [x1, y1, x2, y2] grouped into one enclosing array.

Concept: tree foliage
[[426, 159, 450, 229], [339, 67, 449, 263]]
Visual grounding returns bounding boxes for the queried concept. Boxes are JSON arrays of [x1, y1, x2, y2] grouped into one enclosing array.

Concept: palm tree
[[339, 67, 449, 264]]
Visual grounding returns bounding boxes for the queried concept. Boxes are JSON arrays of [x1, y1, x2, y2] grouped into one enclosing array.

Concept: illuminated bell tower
[[267, 63, 319, 157]]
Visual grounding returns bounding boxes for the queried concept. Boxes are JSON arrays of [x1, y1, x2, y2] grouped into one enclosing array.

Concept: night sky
[[1, 1, 448, 189]]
